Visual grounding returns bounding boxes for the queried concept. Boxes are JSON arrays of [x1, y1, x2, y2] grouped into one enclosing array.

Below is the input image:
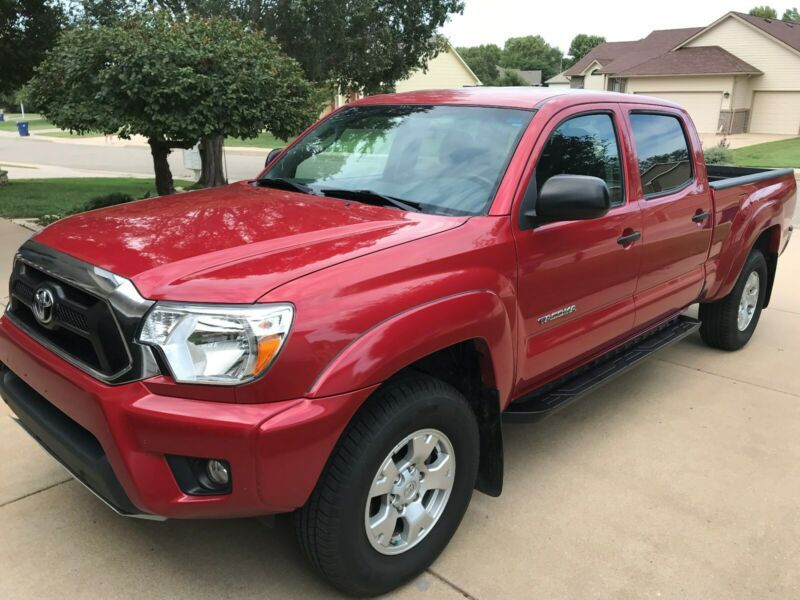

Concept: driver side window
[[535, 113, 624, 205]]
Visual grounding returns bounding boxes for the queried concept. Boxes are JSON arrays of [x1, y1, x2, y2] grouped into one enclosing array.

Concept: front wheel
[[700, 249, 768, 350], [295, 374, 479, 597]]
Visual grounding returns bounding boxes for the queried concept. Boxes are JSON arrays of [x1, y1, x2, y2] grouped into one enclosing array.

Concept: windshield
[[262, 104, 533, 216]]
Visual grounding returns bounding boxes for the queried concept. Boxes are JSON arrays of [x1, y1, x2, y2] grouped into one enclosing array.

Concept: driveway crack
[[426, 568, 480, 599], [0, 478, 71, 509]]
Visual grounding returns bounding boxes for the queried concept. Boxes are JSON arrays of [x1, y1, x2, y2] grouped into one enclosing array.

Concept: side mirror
[[265, 147, 284, 167], [531, 175, 611, 222]]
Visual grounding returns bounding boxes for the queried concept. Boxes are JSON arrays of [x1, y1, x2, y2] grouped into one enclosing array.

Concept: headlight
[[138, 302, 293, 385]]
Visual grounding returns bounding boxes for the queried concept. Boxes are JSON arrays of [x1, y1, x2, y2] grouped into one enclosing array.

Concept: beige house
[[329, 44, 480, 111], [563, 12, 800, 134], [545, 71, 571, 88], [395, 44, 481, 93]]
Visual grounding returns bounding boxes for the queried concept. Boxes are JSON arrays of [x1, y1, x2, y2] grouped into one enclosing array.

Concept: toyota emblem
[[32, 287, 55, 325]]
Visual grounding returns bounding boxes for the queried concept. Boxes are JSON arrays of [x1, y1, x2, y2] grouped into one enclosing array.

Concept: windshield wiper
[[320, 188, 421, 212], [256, 177, 318, 196]]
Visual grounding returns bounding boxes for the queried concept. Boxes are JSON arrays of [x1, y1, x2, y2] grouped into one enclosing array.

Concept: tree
[[84, 0, 465, 95], [495, 69, 528, 87], [749, 5, 778, 18], [68, 0, 464, 184], [500, 35, 563, 81], [567, 34, 606, 64], [0, 0, 65, 96], [783, 7, 800, 21], [27, 14, 320, 195], [457, 44, 503, 85]]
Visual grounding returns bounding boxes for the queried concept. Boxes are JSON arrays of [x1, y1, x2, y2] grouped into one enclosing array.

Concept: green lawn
[[0, 117, 54, 132], [226, 131, 293, 149], [732, 138, 800, 169], [0, 178, 193, 219]]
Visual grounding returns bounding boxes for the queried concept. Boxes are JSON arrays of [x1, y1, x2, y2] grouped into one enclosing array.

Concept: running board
[[503, 316, 701, 423]]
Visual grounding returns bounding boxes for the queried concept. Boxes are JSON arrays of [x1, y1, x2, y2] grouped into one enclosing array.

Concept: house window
[[609, 79, 625, 93], [629, 113, 693, 196]]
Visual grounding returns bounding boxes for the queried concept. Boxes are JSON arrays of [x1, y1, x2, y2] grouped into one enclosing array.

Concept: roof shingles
[[562, 12, 800, 82], [616, 46, 762, 76]]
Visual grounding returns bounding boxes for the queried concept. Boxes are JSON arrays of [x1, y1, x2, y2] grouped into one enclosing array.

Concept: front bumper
[[0, 316, 375, 519]]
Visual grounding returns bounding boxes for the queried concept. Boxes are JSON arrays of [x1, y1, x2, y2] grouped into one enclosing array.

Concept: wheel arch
[[307, 290, 514, 401], [708, 222, 781, 305], [308, 290, 515, 497]]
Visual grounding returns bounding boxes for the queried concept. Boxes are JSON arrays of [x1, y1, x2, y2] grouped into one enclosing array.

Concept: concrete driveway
[[1, 215, 799, 599]]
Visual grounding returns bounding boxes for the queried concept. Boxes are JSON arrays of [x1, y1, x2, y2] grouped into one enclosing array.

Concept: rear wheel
[[700, 249, 768, 350], [295, 374, 480, 597]]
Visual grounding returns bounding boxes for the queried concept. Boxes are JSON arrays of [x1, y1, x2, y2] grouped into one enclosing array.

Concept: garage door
[[750, 91, 800, 135], [634, 92, 722, 133]]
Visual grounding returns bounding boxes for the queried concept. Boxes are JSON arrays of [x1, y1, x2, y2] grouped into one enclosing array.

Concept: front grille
[[7, 262, 130, 377]]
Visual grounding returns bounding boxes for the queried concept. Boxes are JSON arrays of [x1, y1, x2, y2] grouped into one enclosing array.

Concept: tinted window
[[265, 105, 532, 216], [629, 113, 692, 196], [535, 113, 624, 205]]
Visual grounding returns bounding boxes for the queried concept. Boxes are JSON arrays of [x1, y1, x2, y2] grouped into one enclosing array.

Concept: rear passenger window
[[629, 113, 693, 196], [536, 113, 624, 205]]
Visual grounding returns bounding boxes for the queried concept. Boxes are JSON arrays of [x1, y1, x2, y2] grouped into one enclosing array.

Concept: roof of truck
[[353, 87, 677, 110]]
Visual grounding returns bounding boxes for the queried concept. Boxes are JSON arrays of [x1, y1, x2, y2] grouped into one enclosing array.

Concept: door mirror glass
[[533, 174, 611, 221], [265, 147, 284, 167]]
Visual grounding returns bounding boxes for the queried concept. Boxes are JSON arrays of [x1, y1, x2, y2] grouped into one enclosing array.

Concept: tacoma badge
[[538, 305, 577, 324]]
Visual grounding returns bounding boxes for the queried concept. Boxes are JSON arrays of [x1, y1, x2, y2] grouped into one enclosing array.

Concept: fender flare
[[307, 290, 515, 403], [707, 199, 782, 302]]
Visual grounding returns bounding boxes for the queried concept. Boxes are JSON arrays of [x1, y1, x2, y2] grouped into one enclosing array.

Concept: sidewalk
[[1, 129, 274, 155], [0, 161, 157, 180]]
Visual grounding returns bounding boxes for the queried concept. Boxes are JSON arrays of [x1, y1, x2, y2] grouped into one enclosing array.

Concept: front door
[[622, 108, 714, 327], [512, 104, 643, 396]]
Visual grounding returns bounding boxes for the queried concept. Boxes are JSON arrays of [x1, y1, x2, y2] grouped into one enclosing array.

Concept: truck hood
[[34, 182, 467, 302]]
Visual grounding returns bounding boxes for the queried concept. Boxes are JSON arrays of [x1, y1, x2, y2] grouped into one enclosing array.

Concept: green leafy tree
[[457, 44, 503, 85], [782, 7, 800, 21], [68, 0, 464, 183], [27, 14, 320, 195], [496, 69, 528, 86], [749, 5, 778, 18], [567, 34, 606, 64], [253, 0, 465, 95], [500, 35, 563, 81], [0, 0, 65, 96], [76, 0, 465, 95]]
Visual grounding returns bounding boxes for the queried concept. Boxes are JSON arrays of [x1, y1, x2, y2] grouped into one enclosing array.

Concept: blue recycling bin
[[17, 121, 29, 136], [0, 114, 5, 122]]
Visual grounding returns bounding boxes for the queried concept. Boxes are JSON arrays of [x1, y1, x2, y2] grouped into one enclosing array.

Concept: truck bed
[[706, 165, 796, 190]]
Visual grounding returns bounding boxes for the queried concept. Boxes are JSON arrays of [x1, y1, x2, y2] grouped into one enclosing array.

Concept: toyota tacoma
[[1, 88, 796, 596]]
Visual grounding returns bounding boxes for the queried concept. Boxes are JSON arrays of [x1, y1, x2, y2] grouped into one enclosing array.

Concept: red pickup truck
[[1, 88, 796, 595]]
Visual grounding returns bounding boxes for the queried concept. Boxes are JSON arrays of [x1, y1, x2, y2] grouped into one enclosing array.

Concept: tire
[[295, 373, 480, 597], [699, 249, 768, 351]]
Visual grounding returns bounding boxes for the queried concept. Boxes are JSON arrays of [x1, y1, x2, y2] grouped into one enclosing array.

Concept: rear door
[[512, 104, 643, 395], [622, 107, 714, 327]]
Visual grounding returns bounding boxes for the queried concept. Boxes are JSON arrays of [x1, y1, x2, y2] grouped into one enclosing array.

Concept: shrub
[[36, 192, 137, 227], [704, 145, 734, 165], [83, 192, 134, 211]]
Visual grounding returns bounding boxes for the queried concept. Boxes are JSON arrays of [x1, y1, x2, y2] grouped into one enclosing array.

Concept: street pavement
[[0, 133, 267, 182], [0, 215, 799, 598]]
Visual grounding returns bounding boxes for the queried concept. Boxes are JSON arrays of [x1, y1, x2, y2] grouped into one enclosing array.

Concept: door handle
[[617, 231, 641, 246], [692, 210, 710, 223]]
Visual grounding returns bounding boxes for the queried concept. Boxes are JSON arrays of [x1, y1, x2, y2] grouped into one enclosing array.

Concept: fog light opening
[[206, 459, 230, 486]]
